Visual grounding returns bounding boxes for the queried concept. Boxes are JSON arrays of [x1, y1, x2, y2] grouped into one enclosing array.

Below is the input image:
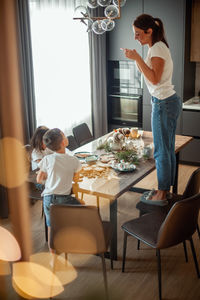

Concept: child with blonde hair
[[36, 128, 82, 249]]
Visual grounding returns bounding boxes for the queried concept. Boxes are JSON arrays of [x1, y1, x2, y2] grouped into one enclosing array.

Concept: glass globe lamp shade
[[101, 19, 115, 31], [104, 5, 119, 18], [113, 0, 126, 7], [92, 20, 106, 34], [87, 0, 99, 9], [97, 0, 112, 7], [74, 6, 89, 18]]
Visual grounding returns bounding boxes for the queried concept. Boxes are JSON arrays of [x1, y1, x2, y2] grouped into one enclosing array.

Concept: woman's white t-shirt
[[144, 41, 175, 100], [38, 152, 82, 196]]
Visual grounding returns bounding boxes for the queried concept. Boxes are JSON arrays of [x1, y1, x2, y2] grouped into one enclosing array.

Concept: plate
[[85, 155, 98, 163], [111, 165, 136, 172], [74, 152, 91, 159]]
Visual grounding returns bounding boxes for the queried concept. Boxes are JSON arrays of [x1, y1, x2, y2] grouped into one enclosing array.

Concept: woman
[[122, 14, 182, 206]]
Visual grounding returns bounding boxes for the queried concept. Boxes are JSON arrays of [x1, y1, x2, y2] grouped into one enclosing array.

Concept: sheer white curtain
[[29, 0, 92, 136]]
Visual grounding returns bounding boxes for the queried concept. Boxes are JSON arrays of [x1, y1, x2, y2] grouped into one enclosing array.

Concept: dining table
[[72, 130, 193, 260]]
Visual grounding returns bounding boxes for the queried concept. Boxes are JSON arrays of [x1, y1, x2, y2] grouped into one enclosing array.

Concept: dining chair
[[50, 204, 113, 299], [72, 123, 93, 147], [121, 193, 200, 300], [67, 135, 79, 151], [136, 167, 200, 253]]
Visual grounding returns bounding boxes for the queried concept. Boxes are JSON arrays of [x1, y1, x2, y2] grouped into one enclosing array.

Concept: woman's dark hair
[[43, 128, 63, 151], [133, 14, 169, 48], [30, 126, 49, 151]]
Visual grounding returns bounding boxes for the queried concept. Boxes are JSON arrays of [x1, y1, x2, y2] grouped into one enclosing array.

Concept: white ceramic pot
[[111, 141, 122, 151]]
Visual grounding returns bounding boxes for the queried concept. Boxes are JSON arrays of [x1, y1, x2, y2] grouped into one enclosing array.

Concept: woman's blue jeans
[[151, 93, 182, 191]]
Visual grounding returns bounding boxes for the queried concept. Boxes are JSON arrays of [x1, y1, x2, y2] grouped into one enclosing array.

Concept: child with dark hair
[[30, 126, 53, 170], [36, 128, 82, 249]]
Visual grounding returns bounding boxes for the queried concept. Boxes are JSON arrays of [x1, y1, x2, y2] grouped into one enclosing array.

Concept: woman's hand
[[121, 47, 165, 85], [121, 48, 140, 61]]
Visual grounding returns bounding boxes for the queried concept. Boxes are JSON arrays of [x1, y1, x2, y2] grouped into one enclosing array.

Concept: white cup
[[193, 96, 200, 104]]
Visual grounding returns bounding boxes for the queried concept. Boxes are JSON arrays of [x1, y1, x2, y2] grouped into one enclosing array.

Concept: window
[[29, 0, 92, 135]]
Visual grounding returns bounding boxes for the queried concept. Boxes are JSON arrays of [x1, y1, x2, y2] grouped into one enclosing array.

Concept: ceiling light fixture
[[73, 0, 126, 34]]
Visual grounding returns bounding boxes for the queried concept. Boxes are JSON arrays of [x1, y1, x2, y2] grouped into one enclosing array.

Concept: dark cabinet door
[[182, 110, 200, 137], [181, 110, 200, 164], [180, 139, 200, 164]]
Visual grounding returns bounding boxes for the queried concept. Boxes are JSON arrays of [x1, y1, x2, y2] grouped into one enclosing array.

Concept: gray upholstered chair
[[72, 123, 93, 147], [122, 193, 200, 300], [136, 168, 200, 254], [67, 135, 79, 151], [50, 204, 113, 299]]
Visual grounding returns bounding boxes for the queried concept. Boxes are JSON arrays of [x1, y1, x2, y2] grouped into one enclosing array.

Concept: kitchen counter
[[183, 97, 200, 110]]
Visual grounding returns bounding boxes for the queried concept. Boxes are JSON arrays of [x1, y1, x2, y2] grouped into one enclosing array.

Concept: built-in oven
[[107, 60, 143, 130], [108, 93, 143, 129]]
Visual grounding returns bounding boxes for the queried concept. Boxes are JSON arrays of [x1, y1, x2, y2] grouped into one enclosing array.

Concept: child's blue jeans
[[43, 194, 80, 226], [151, 93, 182, 191]]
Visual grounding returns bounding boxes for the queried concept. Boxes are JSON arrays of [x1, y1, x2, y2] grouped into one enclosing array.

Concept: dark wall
[[107, 0, 143, 61], [143, 0, 185, 100]]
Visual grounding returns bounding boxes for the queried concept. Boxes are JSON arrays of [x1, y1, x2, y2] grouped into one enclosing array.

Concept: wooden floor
[[1, 164, 200, 300]]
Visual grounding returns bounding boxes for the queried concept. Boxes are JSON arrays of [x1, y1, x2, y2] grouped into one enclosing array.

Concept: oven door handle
[[109, 94, 141, 100]]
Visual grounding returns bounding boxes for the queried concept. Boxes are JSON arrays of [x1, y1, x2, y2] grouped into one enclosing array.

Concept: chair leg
[[137, 211, 142, 250], [137, 240, 140, 250], [96, 196, 100, 213], [122, 232, 128, 272], [109, 240, 113, 270], [65, 253, 68, 265], [182, 240, 188, 262], [156, 249, 162, 300], [44, 215, 48, 242], [41, 203, 44, 218], [81, 192, 84, 202], [100, 253, 109, 300], [197, 223, 200, 239], [189, 237, 200, 278]]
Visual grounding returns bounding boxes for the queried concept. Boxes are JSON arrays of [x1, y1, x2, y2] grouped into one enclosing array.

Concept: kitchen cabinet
[[180, 139, 200, 164], [182, 110, 200, 136], [180, 110, 200, 164], [190, 0, 200, 61]]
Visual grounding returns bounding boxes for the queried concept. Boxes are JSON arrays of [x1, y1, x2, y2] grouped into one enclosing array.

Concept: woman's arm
[[36, 170, 47, 184], [123, 49, 165, 85]]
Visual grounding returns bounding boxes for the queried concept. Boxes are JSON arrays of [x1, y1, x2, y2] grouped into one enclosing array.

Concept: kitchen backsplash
[[195, 62, 200, 96]]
